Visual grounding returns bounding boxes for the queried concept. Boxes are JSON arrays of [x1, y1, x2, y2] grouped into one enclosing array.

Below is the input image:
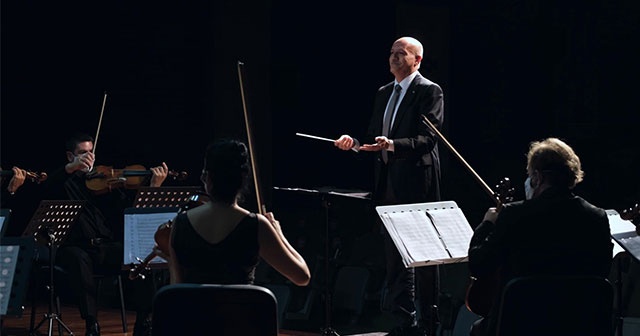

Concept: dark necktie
[[382, 84, 402, 163]]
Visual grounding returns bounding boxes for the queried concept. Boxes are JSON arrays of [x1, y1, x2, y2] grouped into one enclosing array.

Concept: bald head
[[389, 36, 424, 81], [397, 36, 423, 57]]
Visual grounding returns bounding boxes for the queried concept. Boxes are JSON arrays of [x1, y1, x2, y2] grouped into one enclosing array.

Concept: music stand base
[[33, 313, 74, 336]]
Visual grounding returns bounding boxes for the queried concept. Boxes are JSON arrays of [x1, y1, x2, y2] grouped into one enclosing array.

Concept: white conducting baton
[[295, 133, 359, 152]]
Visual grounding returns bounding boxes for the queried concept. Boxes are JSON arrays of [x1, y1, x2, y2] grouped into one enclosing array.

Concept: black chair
[[496, 275, 614, 336], [152, 283, 279, 336], [261, 283, 291, 326]]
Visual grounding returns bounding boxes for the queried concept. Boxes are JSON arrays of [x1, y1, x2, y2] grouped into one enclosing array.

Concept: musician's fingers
[[335, 137, 354, 151], [360, 144, 382, 152]]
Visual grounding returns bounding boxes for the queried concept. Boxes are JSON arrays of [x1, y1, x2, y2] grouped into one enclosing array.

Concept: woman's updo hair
[[204, 139, 251, 205]]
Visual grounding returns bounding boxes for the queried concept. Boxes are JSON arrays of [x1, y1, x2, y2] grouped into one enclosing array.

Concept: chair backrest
[[496, 275, 614, 336], [260, 283, 291, 326], [152, 283, 279, 336]]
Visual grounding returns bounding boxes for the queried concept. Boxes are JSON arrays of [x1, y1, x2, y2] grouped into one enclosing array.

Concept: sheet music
[[606, 209, 637, 258], [123, 210, 178, 265], [428, 207, 474, 261], [381, 211, 448, 267], [612, 232, 640, 262], [0, 245, 20, 315], [377, 201, 472, 267]]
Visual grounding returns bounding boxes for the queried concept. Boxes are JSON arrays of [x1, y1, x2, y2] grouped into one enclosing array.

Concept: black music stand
[[0, 237, 35, 317], [376, 201, 474, 335], [273, 186, 371, 336], [612, 230, 640, 336], [22, 200, 85, 336], [133, 186, 204, 209], [128, 186, 203, 282]]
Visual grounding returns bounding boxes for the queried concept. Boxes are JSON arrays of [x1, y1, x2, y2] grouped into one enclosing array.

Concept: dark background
[[2, 0, 639, 235]]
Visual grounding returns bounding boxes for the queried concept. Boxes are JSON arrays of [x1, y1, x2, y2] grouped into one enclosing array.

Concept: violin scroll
[[494, 177, 515, 209], [168, 170, 188, 181], [620, 203, 639, 222]]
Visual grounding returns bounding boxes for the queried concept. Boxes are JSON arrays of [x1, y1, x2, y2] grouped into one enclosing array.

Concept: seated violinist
[[153, 138, 311, 287], [467, 137, 613, 336], [42, 132, 168, 336]]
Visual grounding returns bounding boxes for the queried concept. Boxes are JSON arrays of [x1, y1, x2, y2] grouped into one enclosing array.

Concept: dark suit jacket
[[365, 72, 444, 204], [468, 187, 613, 335]]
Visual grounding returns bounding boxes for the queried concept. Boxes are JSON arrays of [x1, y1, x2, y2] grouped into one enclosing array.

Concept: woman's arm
[[258, 212, 311, 286]]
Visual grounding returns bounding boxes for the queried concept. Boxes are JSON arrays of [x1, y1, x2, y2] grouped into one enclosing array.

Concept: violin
[[128, 192, 209, 280], [0, 168, 48, 184], [85, 164, 188, 195]]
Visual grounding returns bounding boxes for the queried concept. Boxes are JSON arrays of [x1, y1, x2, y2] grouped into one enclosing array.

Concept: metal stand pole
[[32, 229, 74, 336], [320, 194, 339, 336]]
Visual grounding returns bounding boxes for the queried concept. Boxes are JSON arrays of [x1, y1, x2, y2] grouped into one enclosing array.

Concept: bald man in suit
[[336, 36, 444, 336]]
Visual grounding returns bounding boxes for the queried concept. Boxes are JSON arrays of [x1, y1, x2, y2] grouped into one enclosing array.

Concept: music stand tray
[[376, 201, 473, 268], [22, 200, 85, 247], [133, 186, 203, 208], [1, 208, 11, 238], [123, 207, 180, 269], [0, 237, 35, 317], [125, 186, 202, 277], [608, 209, 640, 262]]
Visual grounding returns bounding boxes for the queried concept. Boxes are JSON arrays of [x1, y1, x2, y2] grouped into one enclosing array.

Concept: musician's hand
[[150, 162, 169, 187], [483, 207, 499, 224], [153, 244, 171, 261], [66, 151, 95, 174], [264, 211, 283, 236], [335, 135, 355, 151], [7, 167, 26, 194], [360, 136, 392, 152]]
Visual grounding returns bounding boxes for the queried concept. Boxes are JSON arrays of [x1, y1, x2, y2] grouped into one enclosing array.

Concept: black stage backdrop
[[2, 0, 639, 237]]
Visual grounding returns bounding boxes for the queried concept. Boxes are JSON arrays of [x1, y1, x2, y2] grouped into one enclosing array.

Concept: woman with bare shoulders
[[154, 138, 310, 287]]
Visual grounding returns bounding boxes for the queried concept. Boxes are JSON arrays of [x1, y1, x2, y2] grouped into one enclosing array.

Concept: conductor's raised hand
[[360, 136, 390, 152]]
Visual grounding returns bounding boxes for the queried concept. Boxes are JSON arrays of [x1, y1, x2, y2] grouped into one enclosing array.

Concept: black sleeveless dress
[[170, 212, 260, 284]]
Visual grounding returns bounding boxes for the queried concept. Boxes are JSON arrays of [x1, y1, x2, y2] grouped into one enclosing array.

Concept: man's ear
[[66, 151, 74, 163], [530, 170, 541, 188]]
